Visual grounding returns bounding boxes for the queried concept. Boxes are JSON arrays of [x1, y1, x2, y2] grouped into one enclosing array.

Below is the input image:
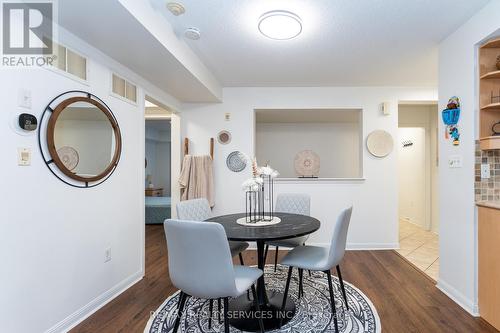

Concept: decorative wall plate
[[217, 130, 231, 145], [366, 130, 394, 157], [57, 146, 79, 171], [294, 150, 320, 177], [226, 151, 247, 172]]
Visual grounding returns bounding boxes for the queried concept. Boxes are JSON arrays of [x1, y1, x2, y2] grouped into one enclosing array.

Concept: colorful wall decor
[[442, 96, 461, 145]]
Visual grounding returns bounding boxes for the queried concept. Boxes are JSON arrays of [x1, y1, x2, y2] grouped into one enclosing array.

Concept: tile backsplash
[[475, 140, 500, 202]]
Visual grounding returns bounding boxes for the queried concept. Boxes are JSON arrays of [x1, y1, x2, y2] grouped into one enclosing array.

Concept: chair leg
[[264, 244, 269, 263], [308, 270, 312, 277], [176, 291, 182, 310], [251, 285, 265, 333], [279, 266, 293, 328], [298, 268, 304, 299], [173, 291, 187, 333], [274, 246, 279, 272], [208, 299, 213, 329], [336, 265, 349, 311], [326, 270, 339, 333], [223, 297, 230, 333], [218, 298, 222, 323]]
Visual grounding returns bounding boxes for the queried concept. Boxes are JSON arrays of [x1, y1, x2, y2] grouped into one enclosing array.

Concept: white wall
[[398, 127, 426, 227], [156, 142, 171, 196], [256, 122, 360, 178], [0, 26, 179, 333], [182, 87, 437, 249], [438, 0, 500, 315]]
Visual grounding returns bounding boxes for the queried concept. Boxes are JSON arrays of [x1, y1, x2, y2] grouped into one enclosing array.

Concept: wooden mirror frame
[[46, 96, 122, 183]]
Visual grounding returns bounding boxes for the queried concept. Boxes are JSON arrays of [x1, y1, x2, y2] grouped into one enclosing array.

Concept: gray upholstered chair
[[176, 198, 249, 265], [164, 219, 264, 333], [264, 193, 311, 271], [279, 206, 353, 333]]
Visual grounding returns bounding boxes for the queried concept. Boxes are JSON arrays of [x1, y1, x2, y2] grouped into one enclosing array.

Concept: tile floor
[[396, 219, 439, 281]]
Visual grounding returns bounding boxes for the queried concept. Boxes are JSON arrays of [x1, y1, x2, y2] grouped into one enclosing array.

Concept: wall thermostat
[[18, 113, 37, 131]]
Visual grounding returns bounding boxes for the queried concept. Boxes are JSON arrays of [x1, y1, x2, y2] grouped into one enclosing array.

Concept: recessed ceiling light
[[258, 10, 302, 40], [166, 2, 185, 16], [184, 27, 201, 40]]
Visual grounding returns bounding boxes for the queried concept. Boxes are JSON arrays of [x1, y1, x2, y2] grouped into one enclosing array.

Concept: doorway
[[144, 97, 172, 224], [397, 102, 440, 281]]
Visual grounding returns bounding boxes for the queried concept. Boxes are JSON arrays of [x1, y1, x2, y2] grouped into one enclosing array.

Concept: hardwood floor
[[72, 225, 498, 333]]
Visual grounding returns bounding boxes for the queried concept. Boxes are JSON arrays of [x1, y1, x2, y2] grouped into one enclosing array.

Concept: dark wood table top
[[205, 212, 320, 242]]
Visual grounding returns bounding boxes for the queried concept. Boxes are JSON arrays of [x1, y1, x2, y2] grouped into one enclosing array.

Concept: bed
[[145, 196, 171, 224]]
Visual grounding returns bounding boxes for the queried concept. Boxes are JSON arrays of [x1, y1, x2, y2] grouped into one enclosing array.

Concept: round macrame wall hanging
[[294, 150, 320, 177]]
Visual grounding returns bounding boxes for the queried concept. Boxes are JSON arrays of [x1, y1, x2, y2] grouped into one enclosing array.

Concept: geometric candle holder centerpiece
[[242, 158, 279, 223]]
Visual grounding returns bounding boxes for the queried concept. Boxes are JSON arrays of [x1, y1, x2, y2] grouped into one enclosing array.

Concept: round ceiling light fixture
[[258, 10, 302, 40], [184, 27, 201, 40], [166, 2, 185, 16]]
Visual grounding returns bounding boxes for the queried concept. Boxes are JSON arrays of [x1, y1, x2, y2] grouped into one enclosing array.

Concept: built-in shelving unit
[[479, 38, 500, 150], [480, 70, 500, 80]]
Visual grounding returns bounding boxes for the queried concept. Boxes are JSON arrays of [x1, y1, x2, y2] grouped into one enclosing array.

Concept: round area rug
[[145, 265, 380, 333]]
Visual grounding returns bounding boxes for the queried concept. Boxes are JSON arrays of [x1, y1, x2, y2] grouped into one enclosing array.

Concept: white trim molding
[[45, 271, 144, 333], [436, 279, 479, 316]]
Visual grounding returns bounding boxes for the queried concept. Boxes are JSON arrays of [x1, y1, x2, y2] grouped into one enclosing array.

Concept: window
[[52, 42, 87, 81], [112, 74, 137, 103]]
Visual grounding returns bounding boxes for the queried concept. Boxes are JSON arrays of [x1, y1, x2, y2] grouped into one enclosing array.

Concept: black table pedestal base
[[228, 290, 296, 332]]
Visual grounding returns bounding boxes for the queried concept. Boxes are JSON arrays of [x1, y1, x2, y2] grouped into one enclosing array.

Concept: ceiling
[[157, 0, 490, 87], [58, 0, 221, 103]]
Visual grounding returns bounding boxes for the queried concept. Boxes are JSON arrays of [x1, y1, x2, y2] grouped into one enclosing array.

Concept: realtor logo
[[2, 1, 53, 54]]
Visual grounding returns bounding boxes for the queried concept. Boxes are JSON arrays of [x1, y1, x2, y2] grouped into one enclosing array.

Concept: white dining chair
[[176, 198, 249, 265], [279, 206, 353, 333], [264, 193, 311, 272], [164, 219, 265, 333]]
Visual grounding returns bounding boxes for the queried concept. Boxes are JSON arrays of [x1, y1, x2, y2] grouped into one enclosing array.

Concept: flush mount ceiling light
[[166, 2, 185, 16], [258, 10, 302, 40], [184, 27, 201, 40]]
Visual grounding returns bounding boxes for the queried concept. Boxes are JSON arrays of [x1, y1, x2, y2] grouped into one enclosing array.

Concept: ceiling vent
[[166, 2, 185, 16], [184, 27, 201, 40]]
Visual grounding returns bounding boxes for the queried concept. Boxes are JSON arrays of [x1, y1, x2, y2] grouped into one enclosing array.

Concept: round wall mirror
[[39, 92, 122, 187]]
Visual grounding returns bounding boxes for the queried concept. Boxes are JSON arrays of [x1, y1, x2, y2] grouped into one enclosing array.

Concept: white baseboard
[[247, 242, 399, 251], [45, 270, 144, 333], [346, 242, 399, 250], [436, 279, 479, 316]]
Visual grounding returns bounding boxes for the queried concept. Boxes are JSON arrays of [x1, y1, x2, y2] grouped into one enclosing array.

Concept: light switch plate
[[18, 148, 31, 166], [18, 89, 32, 109], [481, 164, 491, 179], [448, 155, 462, 168]]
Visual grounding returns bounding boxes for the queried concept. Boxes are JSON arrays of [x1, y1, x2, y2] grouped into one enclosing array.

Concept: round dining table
[[205, 212, 321, 332]]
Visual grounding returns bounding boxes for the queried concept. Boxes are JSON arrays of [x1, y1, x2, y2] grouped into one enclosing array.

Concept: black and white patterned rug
[[145, 265, 380, 333]]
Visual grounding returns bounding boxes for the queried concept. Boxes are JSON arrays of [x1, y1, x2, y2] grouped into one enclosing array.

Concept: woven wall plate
[[226, 151, 247, 172], [294, 150, 320, 177], [57, 146, 79, 171], [217, 130, 231, 145], [366, 130, 394, 157]]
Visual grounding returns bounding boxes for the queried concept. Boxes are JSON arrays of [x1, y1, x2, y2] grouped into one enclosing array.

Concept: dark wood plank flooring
[[72, 225, 498, 333]]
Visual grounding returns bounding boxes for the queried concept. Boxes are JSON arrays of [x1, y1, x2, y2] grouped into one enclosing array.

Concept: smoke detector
[[184, 27, 201, 40], [166, 2, 185, 16]]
